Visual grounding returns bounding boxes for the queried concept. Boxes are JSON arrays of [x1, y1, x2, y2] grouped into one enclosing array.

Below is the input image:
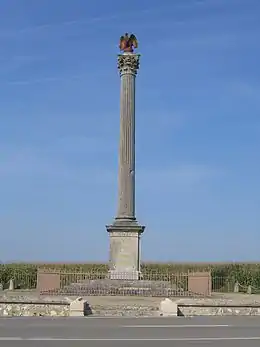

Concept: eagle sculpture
[[119, 33, 138, 53]]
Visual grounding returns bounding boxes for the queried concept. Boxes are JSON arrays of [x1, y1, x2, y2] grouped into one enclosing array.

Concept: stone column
[[106, 53, 145, 280]]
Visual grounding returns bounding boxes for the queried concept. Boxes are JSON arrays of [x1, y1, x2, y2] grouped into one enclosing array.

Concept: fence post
[[188, 272, 211, 296], [37, 269, 61, 293]]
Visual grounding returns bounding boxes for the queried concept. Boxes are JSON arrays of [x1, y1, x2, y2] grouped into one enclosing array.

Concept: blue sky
[[0, 0, 259, 262]]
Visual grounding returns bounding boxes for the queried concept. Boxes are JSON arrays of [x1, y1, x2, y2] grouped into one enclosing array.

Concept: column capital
[[118, 53, 140, 76]]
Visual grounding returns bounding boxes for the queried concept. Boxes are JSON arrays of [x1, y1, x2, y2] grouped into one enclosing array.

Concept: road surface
[[1, 316, 260, 346]]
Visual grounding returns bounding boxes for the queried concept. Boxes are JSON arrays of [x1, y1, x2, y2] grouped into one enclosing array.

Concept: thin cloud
[[49, 136, 115, 155], [0, 144, 112, 185], [0, 143, 222, 192], [229, 81, 260, 100], [0, 135, 114, 178], [138, 111, 185, 135], [0, 55, 46, 75], [157, 34, 238, 49], [0, 1, 224, 38], [6, 74, 82, 86], [14, 15, 120, 36], [137, 164, 224, 193], [0, 9, 164, 38]]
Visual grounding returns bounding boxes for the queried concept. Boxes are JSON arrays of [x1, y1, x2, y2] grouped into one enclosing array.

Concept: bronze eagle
[[119, 33, 138, 53]]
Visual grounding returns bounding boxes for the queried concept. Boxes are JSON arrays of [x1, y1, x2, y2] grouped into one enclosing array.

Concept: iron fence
[[1, 269, 260, 296], [37, 270, 210, 296], [0, 272, 37, 290]]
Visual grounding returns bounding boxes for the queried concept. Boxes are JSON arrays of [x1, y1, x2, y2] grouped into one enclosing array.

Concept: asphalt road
[[1, 316, 260, 346]]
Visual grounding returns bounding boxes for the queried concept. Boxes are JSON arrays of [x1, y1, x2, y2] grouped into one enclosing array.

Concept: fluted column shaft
[[116, 53, 140, 220], [106, 51, 144, 279]]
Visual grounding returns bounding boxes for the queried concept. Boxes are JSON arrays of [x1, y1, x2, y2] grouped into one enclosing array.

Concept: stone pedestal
[[106, 52, 145, 280], [106, 222, 144, 280]]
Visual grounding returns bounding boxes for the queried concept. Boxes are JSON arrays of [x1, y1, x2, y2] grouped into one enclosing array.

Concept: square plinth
[[106, 221, 145, 280]]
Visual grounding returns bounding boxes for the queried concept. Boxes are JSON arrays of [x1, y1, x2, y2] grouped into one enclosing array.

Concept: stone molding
[[106, 223, 145, 235], [108, 232, 141, 237]]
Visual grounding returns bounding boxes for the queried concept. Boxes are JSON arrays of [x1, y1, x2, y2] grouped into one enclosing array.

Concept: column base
[[106, 219, 145, 280]]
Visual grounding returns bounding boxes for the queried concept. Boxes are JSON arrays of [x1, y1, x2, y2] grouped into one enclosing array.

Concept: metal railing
[[1, 269, 260, 297], [37, 270, 211, 297], [0, 272, 37, 291]]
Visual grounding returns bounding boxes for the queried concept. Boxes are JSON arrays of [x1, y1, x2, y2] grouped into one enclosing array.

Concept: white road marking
[[0, 337, 260, 341], [122, 324, 230, 328], [0, 337, 22, 340], [0, 316, 175, 320]]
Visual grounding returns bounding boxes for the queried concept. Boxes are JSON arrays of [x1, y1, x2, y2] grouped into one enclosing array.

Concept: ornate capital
[[118, 53, 140, 76]]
